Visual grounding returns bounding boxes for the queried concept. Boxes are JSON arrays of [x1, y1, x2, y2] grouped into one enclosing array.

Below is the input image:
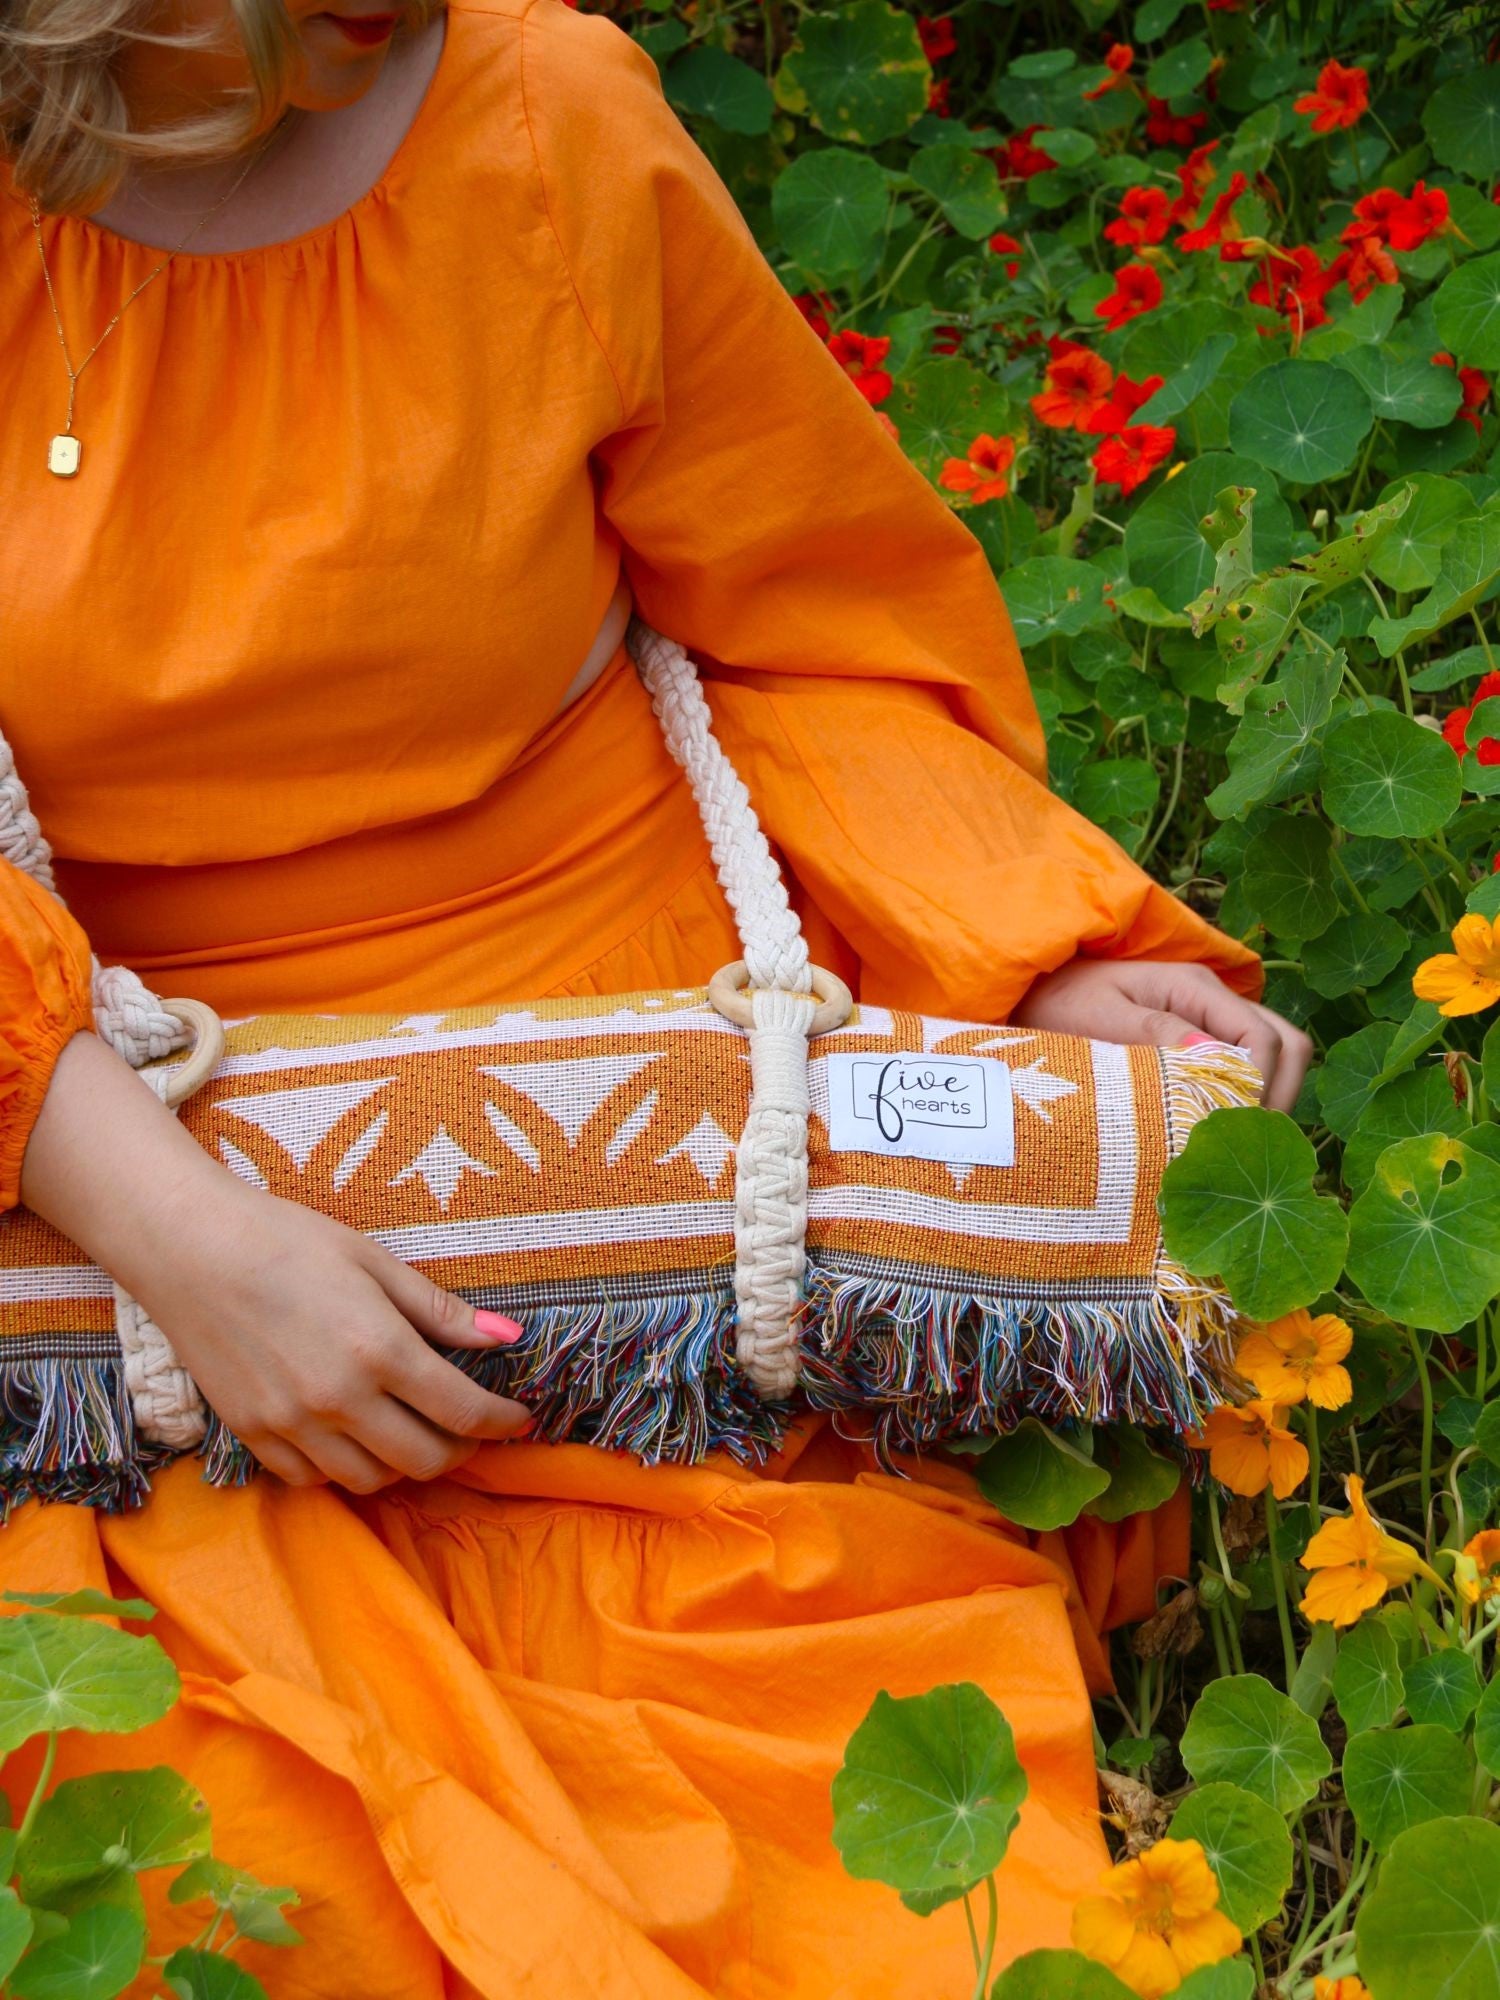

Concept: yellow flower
[[1071, 1837, 1241, 1998], [1412, 913, 1500, 1017], [1299, 1474, 1440, 1626], [1314, 1980, 1372, 2000], [1190, 1399, 1308, 1499], [1456, 1528, 1500, 1606], [1235, 1310, 1353, 1411]]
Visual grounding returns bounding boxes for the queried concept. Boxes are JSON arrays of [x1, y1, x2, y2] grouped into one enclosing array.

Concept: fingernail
[[473, 1308, 523, 1344], [512, 1415, 536, 1439], [1180, 1031, 1218, 1049]]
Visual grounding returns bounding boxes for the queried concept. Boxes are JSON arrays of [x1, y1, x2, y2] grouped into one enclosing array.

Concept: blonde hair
[[2, 0, 440, 214]]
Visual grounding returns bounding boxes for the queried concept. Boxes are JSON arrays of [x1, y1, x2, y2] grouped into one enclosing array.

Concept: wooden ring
[[707, 960, 854, 1036], [155, 998, 227, 1108]]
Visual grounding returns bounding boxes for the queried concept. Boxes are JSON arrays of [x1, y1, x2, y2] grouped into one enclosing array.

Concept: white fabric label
[[823, 1051, 1016, 1168]]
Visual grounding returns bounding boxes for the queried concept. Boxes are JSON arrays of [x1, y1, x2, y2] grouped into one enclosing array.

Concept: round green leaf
[[1357, 1817, 1500, 2000], [0, 1617, 177, 1756], [989, 1951, 1135, 1999], [974, 1419, 1110, 1531], [1179, 1673, 1333, 1814], [1402, 1651, 1482, 1733], [1229, 361, 1374, 484], [1425, 71, 1500, 179], [1124, 453, 1294, 613], [162, 1950, 270, 2000], [1170, 1781, 1293, 1932], [1347, 1135, 1500, 1334], [0, 1888, 32, 1983], [1335, 349, 1465, 431], [907, 143, 1006, 238], [1318, 1023, 1401, 1140], [891, 356, 1011, 483], [1161, 1107, 1349, 1319], [1074, 757, 1160, 826], [770, 146, 889, 281], [1003, 557, 1109, 648], [1243, 814, 1341, 940], [9, 1904, 145, 2000], [1085, 1426, 1182, 1524], [1302, 912, 1409, 1000], [664, 48, 775, 135], [1344, 1066, 1470, 1194], [1321, 712, 1464, 838], [1434, 251, 1500, 371], [1369, 477, 1475, 594], [831, 1683, 1028, 1895], [1145, 34, 1212, 98], [1472, 1673, 1500, 1773], [1344, 1724, 1476, 1851], [775, 2, 929, 145], [19, 1769, 211, 1910], [1333, 1617, 1406, 1735]]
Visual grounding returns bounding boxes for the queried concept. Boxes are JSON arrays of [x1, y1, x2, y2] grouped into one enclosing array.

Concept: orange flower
[[1083, 370, 1166, 436], [1413, 913, 1500, 1017], [1072, 1837, 1241, 1998], [1235, 1310, 1353, 1411], [1031, 346, 1114, 429], [1299, 1474, 1438, 1626], [1091, 424, 1176, 497], [1084, 42, 1134, 101], [1095, 262, 1164, 332], [1334, 233, 1399, 303], [1294, 59, 1369, 135], [938, 432, 1016, 504], [1314, 1981, 1372, 2000], [1190, 1399, 1308, 1500], [1456, 1528, 1500, 1606], [1106, 186, 1173, 248]]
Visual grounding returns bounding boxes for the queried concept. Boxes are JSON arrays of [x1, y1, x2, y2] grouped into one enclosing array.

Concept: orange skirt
[[10, 653, 1187, 1996]]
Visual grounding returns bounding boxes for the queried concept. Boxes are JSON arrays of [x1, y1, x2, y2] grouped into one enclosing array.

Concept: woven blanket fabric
[[0, 992, 1257, 1508]]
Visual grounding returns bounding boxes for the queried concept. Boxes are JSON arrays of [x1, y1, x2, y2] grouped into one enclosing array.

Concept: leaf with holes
[[1347, 1135, 1500, 1334], [0, 1617, 177, 1756], [1229, 360, 1373, 484], [1161, 1108, 1349, 1319], [1180, 1674, 1332, 1814], [1214, 575, 1316, 714], [1343, 1067, 1470, 1194], [831, 1683, 1027, 1896], [1343, 1725, 1475, 1851], [1123, 453, 1294, 613], [775, 1, 929, 145], [1169, 1782, 1293, 1933]]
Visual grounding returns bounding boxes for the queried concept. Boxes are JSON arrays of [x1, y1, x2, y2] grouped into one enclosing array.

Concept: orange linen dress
[[0, 4, 1260, 1992]]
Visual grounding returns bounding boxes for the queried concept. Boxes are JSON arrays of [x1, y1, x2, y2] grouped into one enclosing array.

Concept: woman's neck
[[86, 11, 445, 255]]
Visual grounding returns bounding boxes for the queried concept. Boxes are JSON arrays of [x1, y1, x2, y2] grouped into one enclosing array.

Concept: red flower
[[1084, 370, 1166, 435], [1105, 186, 1173, 248], [1249, 245, 1338, 335], [1031, 345, 1115, 429], [1091, 424, 1177, 495], [927, 76, 951, 115], [1443, 671, 1500, 764], [1084, 43, 1134, 100], [931, 323, 964, 356], [1095, 262, 1163, 332], [828, 330, 893, 406], [1176, 171, 1249, 252], [1170, 139, 1222, 224], [1343, 181, 1449, 255], [917, 14, 957, 62], [1434, 352, 1492, 433], [1145, 96, 1207, 148], [995, 125, 1056, 179], [1295, 59, 1369, 135], [939, 433, 1017, 504], [987, 231, 1023, 277], [792, 290, 836, 341], [1332, 235, 1398, 303]]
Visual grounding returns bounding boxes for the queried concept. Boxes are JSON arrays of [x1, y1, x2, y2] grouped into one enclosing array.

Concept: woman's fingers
[[349, 1397, 484, 1484], [247, 1434, 329, 1488], [380, 1337, 533, 1443], [371, 1250, 523, 1351]]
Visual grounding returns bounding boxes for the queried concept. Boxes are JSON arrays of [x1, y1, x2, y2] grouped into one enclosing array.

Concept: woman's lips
[[321, 12, 399, 45]]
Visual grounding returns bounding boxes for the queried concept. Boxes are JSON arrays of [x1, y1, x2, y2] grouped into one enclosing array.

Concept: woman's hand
[[1011, 957, 1313, 1113], [22, 1030, 531, 1493]]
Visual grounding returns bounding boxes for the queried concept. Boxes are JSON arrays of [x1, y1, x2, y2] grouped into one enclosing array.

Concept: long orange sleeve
[[521, 5, 1261, 1020], [0, 862, 93, 1212]]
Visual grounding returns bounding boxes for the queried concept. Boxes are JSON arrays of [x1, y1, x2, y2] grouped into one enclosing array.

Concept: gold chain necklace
[[29, 122, 288, 480]]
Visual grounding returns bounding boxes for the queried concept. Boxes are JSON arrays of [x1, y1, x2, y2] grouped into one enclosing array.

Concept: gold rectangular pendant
[[47, 435, 81, 478]]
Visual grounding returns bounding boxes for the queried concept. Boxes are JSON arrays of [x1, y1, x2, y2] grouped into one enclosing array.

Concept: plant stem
[[1404, 1323, 1436, 1562], [1305, 1406, 1322, 1529], [1264, 1491, 1300, 1690], [963, 1889, 981, 1978], [972, 1873, 999, 2000], [16, 1732, 57, 1848]]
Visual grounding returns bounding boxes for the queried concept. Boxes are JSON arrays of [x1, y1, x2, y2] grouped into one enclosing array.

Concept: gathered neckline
[[15, 10, 456, 267]]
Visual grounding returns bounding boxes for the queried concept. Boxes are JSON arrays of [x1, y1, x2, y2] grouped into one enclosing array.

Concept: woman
[[0, 2, 1309, 1992]]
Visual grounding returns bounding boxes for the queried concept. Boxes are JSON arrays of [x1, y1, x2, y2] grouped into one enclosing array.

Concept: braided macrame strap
[[1, 619, 849, 1425]]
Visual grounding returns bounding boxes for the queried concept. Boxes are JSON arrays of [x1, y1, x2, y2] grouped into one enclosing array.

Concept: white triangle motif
[[219, 1076, 397, 1169], [217, 1137, 271, 1190], [478, 1054, 661, 1147], [656, 1112, 736, 1187], [482, 1101, 543, 1174], [391, 1126, 498, 1211]]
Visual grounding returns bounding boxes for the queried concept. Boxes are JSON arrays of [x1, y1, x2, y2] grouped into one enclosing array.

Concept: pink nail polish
[[1180, 1031, 1218, 1049], [473, 1308, 523, 1344]]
